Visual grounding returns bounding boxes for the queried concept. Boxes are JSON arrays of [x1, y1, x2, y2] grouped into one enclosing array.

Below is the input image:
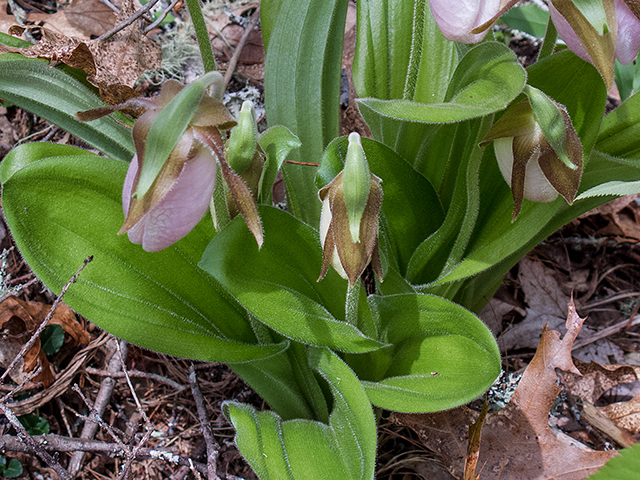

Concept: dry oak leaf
[[561, 359, 637, 405], [0, 0, 161, 104], [0, 296, 88, 388], [394, 300, 617, 480], [599, 390, 640, 436]]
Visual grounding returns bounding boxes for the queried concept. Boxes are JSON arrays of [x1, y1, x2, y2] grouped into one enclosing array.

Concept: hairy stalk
[[185, 0, 217, 73]]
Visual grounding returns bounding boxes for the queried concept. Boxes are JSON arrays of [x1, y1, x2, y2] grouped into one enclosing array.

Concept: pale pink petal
[[614, 0, 640, 65], [139, 145, 217, 252], [548, 2, 591, 63], [122, 154, 138, 215], [430, 0, 501, 43]]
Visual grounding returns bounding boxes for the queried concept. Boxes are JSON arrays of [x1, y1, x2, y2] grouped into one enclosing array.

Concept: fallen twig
[[68, 337, 128, 476], [189, 364, 221, 480], [85, 366, 185, 391], [223, 5, 261, 89], [97, 0, 162, 42], [0, 403, 70, 479], [572, 314, 640, 351], [0, 433, 209, 475]]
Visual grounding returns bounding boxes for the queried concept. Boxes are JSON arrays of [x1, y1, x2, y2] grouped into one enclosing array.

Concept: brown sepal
[[196, 126, 264, 248], [537, 109, 583, 205], [510, 135, 540, 220]]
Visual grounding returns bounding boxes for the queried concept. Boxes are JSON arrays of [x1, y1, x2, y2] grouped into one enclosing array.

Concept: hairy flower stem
[[537, 14, 558, 62], [185, 0, 217, 73], [345, 283, 360, 327]]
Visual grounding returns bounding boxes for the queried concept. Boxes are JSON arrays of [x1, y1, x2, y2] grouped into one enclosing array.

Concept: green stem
[[345, 282, 360, 327], [537, 13, 558, 62], [185, 0, 217, 72]]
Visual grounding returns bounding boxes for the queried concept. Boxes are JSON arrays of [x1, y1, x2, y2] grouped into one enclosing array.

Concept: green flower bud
[[226, 100, 258, 174], [343, 132, 371, 243]]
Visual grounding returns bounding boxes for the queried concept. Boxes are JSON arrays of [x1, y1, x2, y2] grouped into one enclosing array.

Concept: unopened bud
[[343, 132, 371, 243], [227, 101, 258, 174]]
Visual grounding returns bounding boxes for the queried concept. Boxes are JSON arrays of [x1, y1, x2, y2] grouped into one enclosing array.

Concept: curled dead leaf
[[0, 296, 88, 388]]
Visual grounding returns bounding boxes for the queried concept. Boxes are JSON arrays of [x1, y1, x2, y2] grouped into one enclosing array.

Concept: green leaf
[[577, 180, 640, 199], [137, 71, 221, 199], [258, 126, 301, 204], [41, 324, 65, 355], [316, 137, 444, 277], [0, 143, 288, 363], [0, 32, 32, 47], [500, 4, 550, 38], [263, 0, 348, 226], [1, 457, 23, 478], [0, 56, 134, 162], [588, 443, 640, 479], [225, 348, 376, 480], [19, 414, 50, 436], [406, 117, 491, 286], [200, 206, 383, 353], [595, 92, 640, 161], [357, 42, 526, 125], [361, 294, 501, 412], [614, 59, 636, 102]]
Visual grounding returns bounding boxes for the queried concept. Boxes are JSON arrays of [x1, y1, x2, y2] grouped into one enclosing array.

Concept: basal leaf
[[0, 56, 134, 162], [362, 294, 501, 412], [264, 0, 348, 226], [225, 348, 376, 480], [0, 144, 286, 362], [357, 42, 526, 125], [199, 206, 383, 353]]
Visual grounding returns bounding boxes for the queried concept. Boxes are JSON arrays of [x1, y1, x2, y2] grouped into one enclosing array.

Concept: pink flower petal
[[430, 0, 501, 43], [548, 2, 591, 63], [615, 0, 640, 65], [138, 145, 217, 252]]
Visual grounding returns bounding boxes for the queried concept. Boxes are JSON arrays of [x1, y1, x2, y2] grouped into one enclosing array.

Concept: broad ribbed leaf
[[361, 294, 501, 412], [263, 0, 348, 226], [200, 207, 383, 353], [358, 42, 526, 125], [595, 92, 640, 162], [0, 143, 287, 362], [225, 348, 376, 480], [0, 55, 134, 162]]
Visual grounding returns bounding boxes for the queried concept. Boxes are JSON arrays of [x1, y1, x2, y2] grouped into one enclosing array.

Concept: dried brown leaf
[[599, 391, 640, 435], [0, 296, 88, 388], [0, 0, 161, 104], [395, 300, 617, 480], [561, 359, 637, 405]]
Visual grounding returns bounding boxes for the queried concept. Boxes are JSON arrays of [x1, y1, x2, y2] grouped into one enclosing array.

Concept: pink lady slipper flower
[[78, 72, 239, 251], [481, 96, 583, 220], [430, 0, 519, 43], [550, 0, 640, 66]]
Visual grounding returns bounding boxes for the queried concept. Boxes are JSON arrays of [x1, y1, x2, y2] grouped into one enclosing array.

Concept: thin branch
[[85, 367, 185, 391], [189, 364, 221, 480], [143, 0, 181, 34], [97, 0, 162, 42], [0, 403, 70, 479], [0, 255, 93, 386], [0, 433, 209, 475], [223, 6, 261, 89], [68, 338, 128, 476]]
